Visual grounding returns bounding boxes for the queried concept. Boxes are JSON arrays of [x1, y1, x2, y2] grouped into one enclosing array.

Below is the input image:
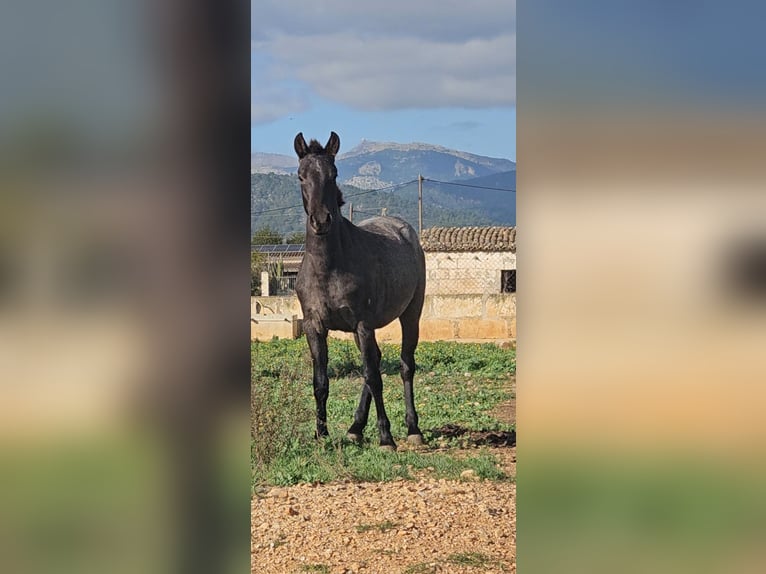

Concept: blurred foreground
[[1, 1, 249, 573], [519, 2, 766, 573]]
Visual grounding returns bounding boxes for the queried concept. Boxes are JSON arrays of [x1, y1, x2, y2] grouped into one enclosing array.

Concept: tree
[[251, 226, 283, 245]]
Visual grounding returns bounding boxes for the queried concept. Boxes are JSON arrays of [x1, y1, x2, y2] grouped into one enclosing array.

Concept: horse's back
[[356, 215, 426, 310], [357, 216, 423, 254]]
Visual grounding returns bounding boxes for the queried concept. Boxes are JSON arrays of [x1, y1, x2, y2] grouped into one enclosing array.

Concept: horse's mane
[[308, 140, 327, 154]]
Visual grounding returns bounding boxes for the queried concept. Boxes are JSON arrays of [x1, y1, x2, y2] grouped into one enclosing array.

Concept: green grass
[[252, 339, 515, 487]]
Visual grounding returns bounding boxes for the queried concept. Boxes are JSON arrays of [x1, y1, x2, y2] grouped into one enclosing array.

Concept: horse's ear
[[294, 133, 309, 158], [325, 131, 340, 157]]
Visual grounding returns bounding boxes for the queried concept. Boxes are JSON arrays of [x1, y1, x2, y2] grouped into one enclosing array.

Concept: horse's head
[[294, 131, 345, 236]]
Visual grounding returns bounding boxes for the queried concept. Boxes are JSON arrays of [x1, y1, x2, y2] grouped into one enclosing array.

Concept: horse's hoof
[[380, 444, 397, 452], [407, 434, 425, 446], [346, 432, 363, 444]]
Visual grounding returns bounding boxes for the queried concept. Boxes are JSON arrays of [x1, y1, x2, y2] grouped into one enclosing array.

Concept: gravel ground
[[251, 448, 516, 574]]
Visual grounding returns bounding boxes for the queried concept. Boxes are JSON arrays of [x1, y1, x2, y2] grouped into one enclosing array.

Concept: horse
[[293, 131, 426, 450]]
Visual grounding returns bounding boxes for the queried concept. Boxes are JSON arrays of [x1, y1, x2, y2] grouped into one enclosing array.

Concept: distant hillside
[[251, 140, 516, 236], [427, 170, 516, 226], [337, 141, 514, 189], [251, 173, 499, 238], [251, 140, 515, 190], [251, 152, 295, 174], [451, 170, 516, 190]]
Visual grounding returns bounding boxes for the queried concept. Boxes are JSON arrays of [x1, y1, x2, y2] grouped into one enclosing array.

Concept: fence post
[[261, 271, 270, 296], [418, 174, 423, 236]]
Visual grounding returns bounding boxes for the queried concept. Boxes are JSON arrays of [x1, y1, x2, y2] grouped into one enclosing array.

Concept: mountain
[[450, 170, 516, 191], [336, 140, 515, 189], [251, 152, 296, 174], [251, 140, 516, 237], [251, 173, 498, 238], [428, 170, 516, 225], [251, 140, 515, 189]]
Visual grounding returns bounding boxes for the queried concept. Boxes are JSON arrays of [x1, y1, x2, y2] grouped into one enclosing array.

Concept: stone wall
[[251, 293, 516, 343], [424, 251, 517, 295]]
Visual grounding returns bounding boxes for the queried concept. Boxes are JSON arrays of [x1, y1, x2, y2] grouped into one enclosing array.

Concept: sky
[[251, 0, 516, 160]]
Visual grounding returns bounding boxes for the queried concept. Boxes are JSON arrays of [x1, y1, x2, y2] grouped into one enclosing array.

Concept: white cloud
[[252, 0, 515, 43], [251, 101, 296, 125], [251, 87, 309, 125], [251, 0, 515, 112], [435, 120, 485, 131]]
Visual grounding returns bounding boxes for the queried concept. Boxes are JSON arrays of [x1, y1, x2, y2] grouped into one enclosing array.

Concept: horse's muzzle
[[309, 212, 333, 235]]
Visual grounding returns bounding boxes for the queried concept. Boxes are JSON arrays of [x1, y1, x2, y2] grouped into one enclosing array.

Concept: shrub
[[251, 361, 313, 470]]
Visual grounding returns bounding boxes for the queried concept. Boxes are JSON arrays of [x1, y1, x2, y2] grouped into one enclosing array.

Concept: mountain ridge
[[251, 140, 515, 188], [251, 172, 498, 238], [339, 139, 515, 167]]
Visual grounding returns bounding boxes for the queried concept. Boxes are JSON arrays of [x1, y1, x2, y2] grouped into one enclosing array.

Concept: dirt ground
[[252, 391, 516, 574], [251, 447, 515, 574]]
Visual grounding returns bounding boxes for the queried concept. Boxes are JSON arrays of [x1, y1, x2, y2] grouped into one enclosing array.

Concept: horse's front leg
[[305, 324, 330, 438], [356, 325, 395, 450], [347, 333, 379, 444]]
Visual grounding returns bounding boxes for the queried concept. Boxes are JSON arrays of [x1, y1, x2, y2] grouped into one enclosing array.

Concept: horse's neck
[[304, 219, 352, 272]]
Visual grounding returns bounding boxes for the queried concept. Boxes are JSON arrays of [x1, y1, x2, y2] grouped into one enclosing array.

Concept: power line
[[251, 178, 418, 217], [251, 176, 512, 219], [423, 178, 516, 192], [250, 203, 304, 216], [347, 179, 418, 198], [352, 208, 382, 215]]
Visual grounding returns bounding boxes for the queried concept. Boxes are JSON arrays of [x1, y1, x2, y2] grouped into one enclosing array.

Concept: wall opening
[[501, 270, 516, 293]]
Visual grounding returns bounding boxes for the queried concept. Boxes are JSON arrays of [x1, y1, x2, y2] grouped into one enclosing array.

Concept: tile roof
[[420, 226, 516, 252]]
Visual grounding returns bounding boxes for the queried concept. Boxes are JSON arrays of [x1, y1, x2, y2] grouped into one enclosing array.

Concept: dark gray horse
[[294, 131, 426, 450]]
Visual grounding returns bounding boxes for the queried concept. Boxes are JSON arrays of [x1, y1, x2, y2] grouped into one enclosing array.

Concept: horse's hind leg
[[400, 299, 424, 445], [355, 325, 395, 450], [347, 333, 379, 444]]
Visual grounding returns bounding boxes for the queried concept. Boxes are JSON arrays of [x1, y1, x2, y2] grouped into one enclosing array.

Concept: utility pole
[[417, 174, 423, 236], [349, 202, 354, 223]]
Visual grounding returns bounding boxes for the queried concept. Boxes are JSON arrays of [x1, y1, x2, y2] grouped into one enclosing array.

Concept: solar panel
[[252, 244, 305, 255]]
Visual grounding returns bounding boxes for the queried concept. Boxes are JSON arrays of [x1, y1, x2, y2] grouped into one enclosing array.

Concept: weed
[[446, 551, 500, 568], [251, 359, 313, 470], [403, 562, 439, 574], [300, 564, 330, 573], [269, 533, 287, 549], [355, 520, 398, 533]]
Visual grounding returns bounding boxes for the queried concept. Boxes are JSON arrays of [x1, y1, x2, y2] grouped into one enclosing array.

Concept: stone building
[[419, 226, 516, 296], [252, 226, 517, 342]]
